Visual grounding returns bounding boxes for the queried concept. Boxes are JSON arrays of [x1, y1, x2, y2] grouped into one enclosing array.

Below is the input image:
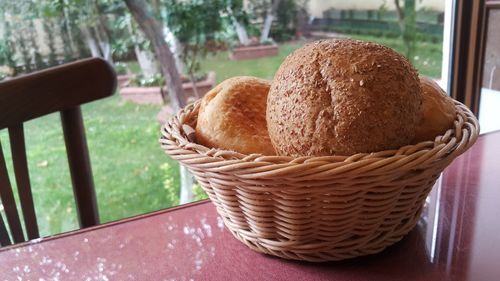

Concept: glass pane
[[0, 0, 447, 237], [479, 9, 500, 134]]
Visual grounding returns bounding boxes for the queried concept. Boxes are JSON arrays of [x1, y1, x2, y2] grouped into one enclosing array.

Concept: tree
[[1, 0, 41, 73], [269, 0, 304, 41], [26, 1, 45, 70], [238, 0, 283, 44], [165, 0, 225, 97], [41, 0, 78, 62], [226, 0, 250, 46], [394, 0, 416, 62], [16, 22, 33, 72], [110, 11, 161, 78], [125, 0, 208, 205], [43, 19, 59, 67], [228, 0, 289, 45], [0, 17, 18, 75], [295, 0, 310, 37], [28, 19, 46, 70], [124, 0, 185, 109], [78, 0, 113, 62], [259, 0, 280, 42], [42, 0, 115, 63], [129, 20, 161, 78]]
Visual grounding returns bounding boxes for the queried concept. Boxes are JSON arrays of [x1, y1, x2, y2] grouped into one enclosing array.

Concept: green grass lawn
[[200, 41, 307, 83], [1, 36, 442, 238], [199, 36, 441, 81], [130, 37, 441, 80], [0, 96, 179, 236]]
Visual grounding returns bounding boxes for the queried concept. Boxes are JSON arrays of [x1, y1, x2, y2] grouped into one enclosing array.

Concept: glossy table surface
[[1, 131, 500, 281]]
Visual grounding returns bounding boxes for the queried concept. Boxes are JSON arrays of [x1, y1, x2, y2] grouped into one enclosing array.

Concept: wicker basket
[[160, 100, 479, 262]]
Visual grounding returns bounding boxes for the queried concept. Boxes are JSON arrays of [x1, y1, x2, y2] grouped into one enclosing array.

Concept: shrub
[[129, 73, 165, 87], [114, 62, 129, 75]]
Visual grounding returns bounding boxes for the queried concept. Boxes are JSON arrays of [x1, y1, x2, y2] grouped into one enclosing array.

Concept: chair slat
[[61, 107, 100, 228], [0, 214, 11, 246], [0, 140, 25, 243], [8, 124, 39, 240]]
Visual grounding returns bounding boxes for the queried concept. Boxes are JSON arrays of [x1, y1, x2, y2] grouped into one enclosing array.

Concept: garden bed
[[119, 72, 216, 105], [229, 44, 279, 60]]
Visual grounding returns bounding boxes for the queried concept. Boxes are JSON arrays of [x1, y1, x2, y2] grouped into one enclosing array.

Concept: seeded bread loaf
[[267, 39, 422, 156]]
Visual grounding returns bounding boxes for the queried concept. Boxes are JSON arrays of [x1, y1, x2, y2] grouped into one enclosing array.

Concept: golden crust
[[267, 39, 422, 156], [195, 76, 276, 155], [414, 76, 456, 143]]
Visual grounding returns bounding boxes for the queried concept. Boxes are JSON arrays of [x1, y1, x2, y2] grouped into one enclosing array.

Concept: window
[[0, 0, 448, 237]]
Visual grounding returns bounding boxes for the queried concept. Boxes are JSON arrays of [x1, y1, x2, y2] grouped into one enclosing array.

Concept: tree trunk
[[260, 0, 281, 43], [127, 20, 161, 78], [125, 0, 185, 109], [227, 5, 250, 46], [180, 166, 194, 204], [81, 25, 103, 58], [18, 31, 32, 73], [44, 20, 58, 67], [260, 15, 274, 43], [295, 5, 309, 38], [394, 0, 416, 62], [394, 0, 405, 35], [59, 16, 74, 61], [125, 0, 193, 205], [188, 72, 200, 98], [95, 16, 113, 63], [403, 0, 416, 62], [94, 24, 113, 63], [164, 26, 184, 74], [135, 46, 161, 78], [62, 0, 77, 56], [234, 20, 250, 46]]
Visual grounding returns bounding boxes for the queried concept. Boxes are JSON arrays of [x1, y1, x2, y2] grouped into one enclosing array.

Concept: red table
[[1, 131, 499, 281]]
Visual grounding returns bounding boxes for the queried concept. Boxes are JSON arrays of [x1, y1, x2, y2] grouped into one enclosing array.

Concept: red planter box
[[119, 72, 216, 105], [229, 44, 279, 60], [119, 86, 164, 104]]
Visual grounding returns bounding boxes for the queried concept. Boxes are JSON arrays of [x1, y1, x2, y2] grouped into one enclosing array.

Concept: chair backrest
[[0, 58, 116, 246]]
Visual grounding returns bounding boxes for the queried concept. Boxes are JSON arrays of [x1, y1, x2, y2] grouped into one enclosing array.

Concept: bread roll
[[267, 39, 422, 156], [414, 76, 456, 142], [196, 76, 275, 155]]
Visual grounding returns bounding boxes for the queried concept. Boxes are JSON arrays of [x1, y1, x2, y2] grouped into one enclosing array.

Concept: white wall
[[308, 0, 445, 18]]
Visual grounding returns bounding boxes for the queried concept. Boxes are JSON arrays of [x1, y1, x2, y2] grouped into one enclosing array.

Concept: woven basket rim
[[160, 99, 479, 175]]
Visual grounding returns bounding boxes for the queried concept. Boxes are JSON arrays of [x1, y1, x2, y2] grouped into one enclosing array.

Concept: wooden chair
[[0, 58, 116, 246]]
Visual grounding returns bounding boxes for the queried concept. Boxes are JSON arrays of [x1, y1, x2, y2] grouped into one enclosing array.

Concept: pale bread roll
[[195, 76, 275, 155], [414, 76, 456, 142], [267, 39, 422, 156]]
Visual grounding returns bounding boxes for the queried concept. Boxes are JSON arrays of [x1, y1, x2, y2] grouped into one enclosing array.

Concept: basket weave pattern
[[160, 100, 479, 262]]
